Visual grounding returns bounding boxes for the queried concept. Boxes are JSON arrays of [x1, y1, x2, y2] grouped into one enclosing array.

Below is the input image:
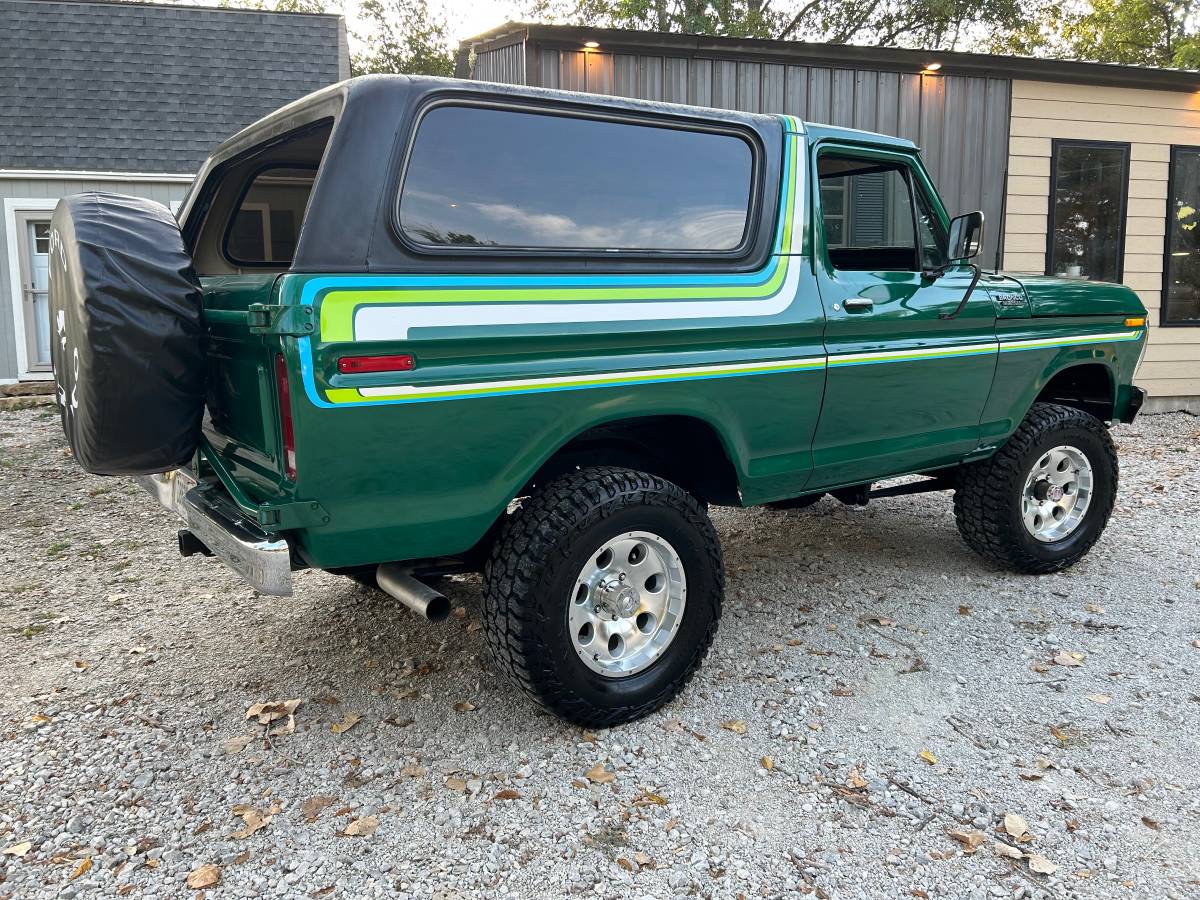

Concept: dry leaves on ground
[[919, 750, 938, 765], [1027, 853, 1058, 875], [720, 720, 747, 735], [946, 828, 987, 853], [1053, 651, 1086, 667], [2, 840, 31, 858], [230, 804, 273, 840], [846, 767, 868, 789], [493, 789, 521, 801], [445, 777, 468, 792], [994, 841, 1023, 860], [300, 795, 335, 823], [69, 857, 92, 880], [245, 699, 302, 736], [453, 700, 476, 713], [342, 816, 378, 837], [186, 863, 221, 889], [584, 763, 615, 784], [1003, 813, 1029, 839], [1087, 694, 1112, 705], [220, 734, 255, 755], [330, 711, 362, 735]]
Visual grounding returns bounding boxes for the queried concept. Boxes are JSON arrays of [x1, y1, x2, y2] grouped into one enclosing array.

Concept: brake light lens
[[274, 353, 297, 481], [337, 354, 416, 374]]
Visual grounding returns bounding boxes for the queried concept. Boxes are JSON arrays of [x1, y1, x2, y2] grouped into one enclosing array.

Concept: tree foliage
[[352, 0, 456, 77]]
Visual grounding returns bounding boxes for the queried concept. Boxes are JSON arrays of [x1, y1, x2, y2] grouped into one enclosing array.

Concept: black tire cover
[[49, 192, 206, 475]]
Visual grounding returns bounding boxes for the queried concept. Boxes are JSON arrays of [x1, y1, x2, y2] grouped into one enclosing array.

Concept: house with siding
[[0, 0, 349, 383], [458, 24, 1200, 411]]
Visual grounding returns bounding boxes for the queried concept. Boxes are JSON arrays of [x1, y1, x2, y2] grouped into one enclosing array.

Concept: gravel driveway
[[0, 406, 1197, 900]]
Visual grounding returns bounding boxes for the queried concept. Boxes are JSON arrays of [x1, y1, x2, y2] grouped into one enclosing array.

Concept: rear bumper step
[[136, 470, 294, 596]]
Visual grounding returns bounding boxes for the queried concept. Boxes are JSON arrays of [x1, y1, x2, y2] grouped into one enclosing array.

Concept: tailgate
[[201, 274, 289, 501]]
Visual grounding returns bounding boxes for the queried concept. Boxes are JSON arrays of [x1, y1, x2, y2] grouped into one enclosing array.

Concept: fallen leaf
[[919, 750, 937, 765], [2, 840, 31, 858], [69, 857, 92, 880], [1003, 813, 1029, 839], [1053, 651, 1085, 667], [911, 891, 930, 899], [634, 851, 655, 868], [493, 788, 521, 801], [616, 857, 634, 872], [830, 688, 854, 697], [445, 777, 468, 792], [453, 700, 476, 713], [73, 660, 89, 670], [1086, 694, 1112, 705], [300, 795, 335, 822], [230, 804, 272, 839], [584, 763, 615, 785], [1027, 853, 1058, 875], [994, 841, 1023, 860], [399, 765, 424, 778], [342, 816, 378, 837], [233, 850, 250, 865], [128, 646, 147, 655], [846, 768, 868, 789], [1035, 757, 1056, 770], [760, 756, 775, 770], [330, 711, 362, 735], [220, 735, 255, 755], [245, 699, 302, 726], [1049, 724, 1069, 744], [720, 720, 747, 735], [957, 605, 971, 616], [186, 863, 221, 889], [1141, 816, 1159, 830], [946, 828, 987, 852], [866, 615, 896, 627], [633, 790, 668, 806], [1085, 603, 1105, 614], [29, 713, 51, 724]]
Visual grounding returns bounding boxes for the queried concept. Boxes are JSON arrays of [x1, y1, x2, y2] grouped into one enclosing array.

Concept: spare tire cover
[[49, 192, 206, 475]]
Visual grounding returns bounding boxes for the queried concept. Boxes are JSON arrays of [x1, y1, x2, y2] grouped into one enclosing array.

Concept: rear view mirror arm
[[938, 262, 983, 321]]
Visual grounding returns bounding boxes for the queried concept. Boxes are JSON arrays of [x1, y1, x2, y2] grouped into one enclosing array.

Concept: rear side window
[[226, 166, 317, 266], [398, 105, 755, 253]]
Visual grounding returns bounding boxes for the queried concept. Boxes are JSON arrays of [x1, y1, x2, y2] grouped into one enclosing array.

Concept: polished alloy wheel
[[1020, 444, 1093, 542], [569, 530, 687, 678]]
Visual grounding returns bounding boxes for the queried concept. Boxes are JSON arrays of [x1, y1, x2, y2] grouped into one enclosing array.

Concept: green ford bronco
[[49, 76, 1147, 726]]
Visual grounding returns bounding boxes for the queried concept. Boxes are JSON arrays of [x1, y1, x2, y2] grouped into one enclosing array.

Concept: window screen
[[398, 105, 754, 253], [225, 167, 316, 266], [1164, 145, 1200, 324], [818, 157, 919, 271], [1048, 142, 1129, 283]]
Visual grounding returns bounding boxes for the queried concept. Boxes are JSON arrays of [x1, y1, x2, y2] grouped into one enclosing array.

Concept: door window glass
[[1164, 145, 1200, 324], [1047, 141, 1129, 282], [398, 105, 754, 253], [818, 156, 918, 271]]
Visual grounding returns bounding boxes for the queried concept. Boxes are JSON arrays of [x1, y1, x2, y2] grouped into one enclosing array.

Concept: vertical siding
[[529, 48, 1010, 272], [1004, 79, 1200, 401], [471, 41, 527, 85], [0, 177, 190, 380]]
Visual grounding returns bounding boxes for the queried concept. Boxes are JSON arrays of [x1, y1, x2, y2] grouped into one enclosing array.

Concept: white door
[[24, 220, 52, 369]]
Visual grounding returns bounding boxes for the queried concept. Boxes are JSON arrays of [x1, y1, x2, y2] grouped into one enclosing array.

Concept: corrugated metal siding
[[529, 48, 1010, 267], [0, 178, 191, 380], [471, 41, 527, 85]]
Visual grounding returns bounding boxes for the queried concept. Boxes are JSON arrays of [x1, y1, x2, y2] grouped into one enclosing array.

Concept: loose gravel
[[0, 405, 1198, 900]]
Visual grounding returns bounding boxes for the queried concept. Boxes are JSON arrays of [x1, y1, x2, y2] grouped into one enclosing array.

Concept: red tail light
[[337, 354, 415, 374], [274, 353, 297, 481]]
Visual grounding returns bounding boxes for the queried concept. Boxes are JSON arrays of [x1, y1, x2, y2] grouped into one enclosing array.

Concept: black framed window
[[1046, 140, 1130, 283], [1163, 145, 1200, 325], [225, 166, 316, 266], [397, 104, 755, 255]]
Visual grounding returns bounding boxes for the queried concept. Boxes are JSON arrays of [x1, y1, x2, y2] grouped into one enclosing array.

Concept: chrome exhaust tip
[[375, 564, 450, 623]]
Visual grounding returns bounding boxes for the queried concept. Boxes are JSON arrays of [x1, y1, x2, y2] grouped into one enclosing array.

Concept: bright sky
[[339, 0, 524, 50]]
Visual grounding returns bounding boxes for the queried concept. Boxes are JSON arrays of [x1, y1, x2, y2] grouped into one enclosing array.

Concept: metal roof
[[0, 0, 349, 174], [460, 22, 1200, 93]]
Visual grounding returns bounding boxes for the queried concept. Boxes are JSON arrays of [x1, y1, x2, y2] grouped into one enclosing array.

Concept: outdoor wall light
[[583, 40, 600, 49], [924, 62, 942, 71]]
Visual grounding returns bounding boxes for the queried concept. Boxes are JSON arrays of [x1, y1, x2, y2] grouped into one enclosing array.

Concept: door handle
[[843, 298, 874, 312]]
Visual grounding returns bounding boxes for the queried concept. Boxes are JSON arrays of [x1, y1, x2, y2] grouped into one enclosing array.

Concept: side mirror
[[948, 211, 984, 263]]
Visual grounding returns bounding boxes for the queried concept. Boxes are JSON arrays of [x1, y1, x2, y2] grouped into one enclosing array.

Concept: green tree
[[353, 0, 456, 76], [526, 0, 1030, 49]]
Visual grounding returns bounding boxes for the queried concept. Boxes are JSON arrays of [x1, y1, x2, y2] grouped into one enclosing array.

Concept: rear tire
[[482, 467, 723, 727], [954, 403, 1117, 574]]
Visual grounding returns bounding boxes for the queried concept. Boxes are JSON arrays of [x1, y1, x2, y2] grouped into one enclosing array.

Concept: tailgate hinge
[[256, 499, 331, 532], [247, 303, 316, 337]]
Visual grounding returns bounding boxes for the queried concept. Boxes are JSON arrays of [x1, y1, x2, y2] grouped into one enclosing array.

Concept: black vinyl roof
[[0, 0, 348, 174], [460, 22, 1200, 93]]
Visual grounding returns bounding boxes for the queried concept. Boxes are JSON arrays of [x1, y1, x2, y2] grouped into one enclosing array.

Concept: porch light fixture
[[583, 40, 600, 49], [924, 62, 942, 71]]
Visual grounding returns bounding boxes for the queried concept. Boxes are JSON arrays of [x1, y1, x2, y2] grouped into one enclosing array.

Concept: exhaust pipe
[[375, 564, 450, 623]]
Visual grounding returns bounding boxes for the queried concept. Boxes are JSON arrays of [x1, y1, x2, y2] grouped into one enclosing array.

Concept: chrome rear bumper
[[135, 470, 293, 596]]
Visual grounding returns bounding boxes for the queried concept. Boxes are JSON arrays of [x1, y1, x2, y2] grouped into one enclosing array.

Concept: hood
[[997, 273, 1146, 318]]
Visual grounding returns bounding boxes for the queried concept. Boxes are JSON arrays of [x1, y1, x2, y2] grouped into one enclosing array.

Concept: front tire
[[482, 467, 723, 727], [954, 403, 1118, 574]]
